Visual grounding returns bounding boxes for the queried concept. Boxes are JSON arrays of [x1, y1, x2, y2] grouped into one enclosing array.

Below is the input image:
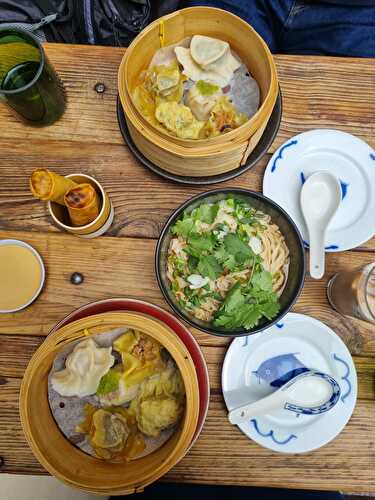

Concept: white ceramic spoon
[[228, 370, 341, 425], [300, 171, 341, 279]]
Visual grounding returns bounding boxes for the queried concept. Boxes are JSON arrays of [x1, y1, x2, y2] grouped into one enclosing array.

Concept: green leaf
[[188, 255, 199, 273], [172, 217, 194, 238], [96, 370, 121, 396], [251, 270, 273, 292], [187, 233, 214, 254], [220, 282, 244, 313], [259, 300, 280, 320], [223, 233, 253, 264], [197, 203, 219, 224], [197, 255, 223, 280]]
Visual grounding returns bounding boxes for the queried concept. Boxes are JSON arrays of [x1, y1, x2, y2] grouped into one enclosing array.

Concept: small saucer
[[0, 239, 45, 313], [222, 313, 357, 453], [263, 129, 375, 251]]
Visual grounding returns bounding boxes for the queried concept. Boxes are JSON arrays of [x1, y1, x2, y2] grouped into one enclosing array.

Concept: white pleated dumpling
[[175, 35, 242, 87], [51, 338, 115, 397], [190, 35, 228, 67]]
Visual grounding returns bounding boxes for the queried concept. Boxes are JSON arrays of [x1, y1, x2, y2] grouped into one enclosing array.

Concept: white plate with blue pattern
[[222, 313, 357, 453], [263, 129, 375, 251]]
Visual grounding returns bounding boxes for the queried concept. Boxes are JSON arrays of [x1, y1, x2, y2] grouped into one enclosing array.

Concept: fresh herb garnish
[[96, 370, 121, 396], [169, 198, 283, 331], [197, 255, 223, 280]]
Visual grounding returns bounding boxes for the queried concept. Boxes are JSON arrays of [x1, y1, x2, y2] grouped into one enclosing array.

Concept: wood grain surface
[[0, 43, 375, 493]]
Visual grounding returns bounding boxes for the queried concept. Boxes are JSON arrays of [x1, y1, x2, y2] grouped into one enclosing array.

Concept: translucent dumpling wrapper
[[155, 101, 205, 139], [148, 37, 191, 68], [186, 80, 223, 121], [203, 96, 247, 138], [190, 35, 229, 67], [143, 62, 185, 103], [76, 405, 145, 461], [97, 331, 165, 406], [51, 338, 115, 397]]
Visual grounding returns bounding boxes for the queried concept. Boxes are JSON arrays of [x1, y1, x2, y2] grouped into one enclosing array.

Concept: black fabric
[[0, 0, 180, 46], [110, 483, 346, 499]]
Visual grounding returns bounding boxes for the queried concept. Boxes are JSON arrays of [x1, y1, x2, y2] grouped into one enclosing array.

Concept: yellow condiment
[[0, 244, 42, 311]]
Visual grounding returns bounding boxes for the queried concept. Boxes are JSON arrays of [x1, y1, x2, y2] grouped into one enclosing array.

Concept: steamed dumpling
[[186, 80, 223, 121], [91, 409, 129, 449], [190, 35, 228, 67], [129, 361, 185, 437], [155, 101, 204, 139], [51, 338, 114, 397], [136, 398, 183, 437], [175, 46, 227, 86], [175, 42, 241, 87]]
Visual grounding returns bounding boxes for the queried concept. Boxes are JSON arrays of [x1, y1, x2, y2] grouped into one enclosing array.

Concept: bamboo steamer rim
[[118, 6, 278, 151], [120, 79, 277, 159], [19, 311, 199, 495]]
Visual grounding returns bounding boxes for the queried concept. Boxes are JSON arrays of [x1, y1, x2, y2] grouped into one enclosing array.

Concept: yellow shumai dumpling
[[129, 362, 185, 437], [136, 397, 183, 437], [155, 101, 204, 139]]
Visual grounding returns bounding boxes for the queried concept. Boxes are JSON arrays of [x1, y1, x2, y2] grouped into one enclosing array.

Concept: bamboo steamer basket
[[118, 6, 278, 176], [19, 312, 199, 496]]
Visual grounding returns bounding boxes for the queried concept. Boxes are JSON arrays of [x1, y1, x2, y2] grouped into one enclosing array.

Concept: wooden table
[[1, 43, 375, 494]]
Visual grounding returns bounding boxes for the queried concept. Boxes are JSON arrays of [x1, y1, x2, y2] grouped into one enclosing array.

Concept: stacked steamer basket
[[118, 7, 278, 177], [19, 312, 199, 496]]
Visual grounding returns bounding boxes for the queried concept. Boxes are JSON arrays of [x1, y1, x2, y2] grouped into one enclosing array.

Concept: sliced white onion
[[249, 236, 262, 255], [187, 274, 209, 289]]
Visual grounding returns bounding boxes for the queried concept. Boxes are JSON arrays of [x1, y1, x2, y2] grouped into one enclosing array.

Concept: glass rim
[[364, 263, 375, 320], [0, 27, 45, 96]]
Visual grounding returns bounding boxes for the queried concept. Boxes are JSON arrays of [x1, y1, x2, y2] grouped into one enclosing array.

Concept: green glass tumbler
[[0, 28, 65, 126]]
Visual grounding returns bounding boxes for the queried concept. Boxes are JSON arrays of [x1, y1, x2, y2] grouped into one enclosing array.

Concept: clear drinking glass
[[327, 263, 375, 324], [0, 28, 65, 126]]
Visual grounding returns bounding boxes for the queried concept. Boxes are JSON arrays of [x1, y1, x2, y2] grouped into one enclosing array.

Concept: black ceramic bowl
[[155, 188, 305, 337]]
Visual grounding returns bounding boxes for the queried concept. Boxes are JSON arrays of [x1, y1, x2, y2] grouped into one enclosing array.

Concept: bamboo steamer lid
[[19, 312, 199, 495], [118, 7, 278, 176]]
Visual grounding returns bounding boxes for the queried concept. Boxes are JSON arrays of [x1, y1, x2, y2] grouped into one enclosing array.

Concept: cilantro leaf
[[219, 282, 244, 313], [214, 245, 237, 271], [223, 233, 253, 265], [172, 217, 195, 238], [186, 233, 214, 255], [251, 270, 273, 291], [197, 203, 219, 224], [259, 300, 280, 319], [188, 255, 199, 273], [197, 255, 223, 280]]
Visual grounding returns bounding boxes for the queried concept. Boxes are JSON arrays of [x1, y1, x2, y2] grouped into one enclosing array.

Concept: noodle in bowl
[[156, 189, 305, 337]]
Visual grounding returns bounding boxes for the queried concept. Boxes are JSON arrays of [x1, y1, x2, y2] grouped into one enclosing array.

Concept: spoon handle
[[228, 391, 286, 425], [309, 230, 325, 280]]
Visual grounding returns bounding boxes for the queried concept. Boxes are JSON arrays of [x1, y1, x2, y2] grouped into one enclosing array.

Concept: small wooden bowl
[[19, 312, 199, 495], [118, 6, 278, 177], [47, 174, 114, 239]]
